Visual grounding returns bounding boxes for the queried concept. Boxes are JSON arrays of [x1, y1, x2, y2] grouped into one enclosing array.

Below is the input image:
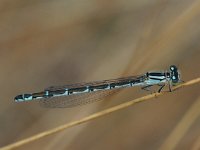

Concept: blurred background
[[0, 0, 200, 149]]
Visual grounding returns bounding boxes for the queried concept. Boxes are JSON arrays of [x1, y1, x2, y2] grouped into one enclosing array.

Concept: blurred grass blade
[[0, 77, 200, 150]]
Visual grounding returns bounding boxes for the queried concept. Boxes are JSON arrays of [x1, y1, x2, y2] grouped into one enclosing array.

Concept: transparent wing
[[39, 89, 120, 108], [40, 75, 145, 108], [45, 75, 143, 91]]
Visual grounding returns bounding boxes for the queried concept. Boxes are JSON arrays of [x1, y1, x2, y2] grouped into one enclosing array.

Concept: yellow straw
[[1, 77, 200, 150]]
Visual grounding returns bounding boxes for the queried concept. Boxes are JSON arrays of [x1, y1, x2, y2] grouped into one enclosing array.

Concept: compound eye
[[170, 65, 178, 71], [170, 66, 175, 71]]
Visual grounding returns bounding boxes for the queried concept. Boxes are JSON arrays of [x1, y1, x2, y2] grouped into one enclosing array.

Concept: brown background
[[0, 0, 200, 149]]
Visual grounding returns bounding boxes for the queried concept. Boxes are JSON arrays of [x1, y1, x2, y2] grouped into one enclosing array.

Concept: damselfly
[[14, 65, 181, 108]]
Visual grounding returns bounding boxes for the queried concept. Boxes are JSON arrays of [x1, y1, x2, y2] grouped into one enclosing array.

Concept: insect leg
[[141, 85, 154, 93], [158, 84, 165, 93]]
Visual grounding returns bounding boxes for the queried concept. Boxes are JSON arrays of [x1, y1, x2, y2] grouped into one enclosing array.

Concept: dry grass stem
[[159, 95, 200, 150], [0, 77, 200, 150]]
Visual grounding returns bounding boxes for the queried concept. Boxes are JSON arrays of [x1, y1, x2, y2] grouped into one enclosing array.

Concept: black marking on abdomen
[[89, 84, 109, 91], [32, 92, 46, 99], [15, 94, 24, 100], [48, 90, 66, 96], [110, 81, 131, 88], [68, 87, 88, 94], [130, 79, 141, 84]]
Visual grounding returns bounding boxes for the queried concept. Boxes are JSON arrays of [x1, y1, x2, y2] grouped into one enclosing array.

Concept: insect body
[[14, 65, 181, 108]]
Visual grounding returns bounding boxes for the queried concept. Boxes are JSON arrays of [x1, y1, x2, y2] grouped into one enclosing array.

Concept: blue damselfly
[[14, 65, 181, 108]]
